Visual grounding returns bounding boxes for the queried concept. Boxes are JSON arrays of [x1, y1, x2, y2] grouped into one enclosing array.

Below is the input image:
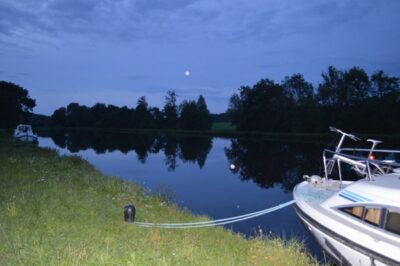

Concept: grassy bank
[[0, 137, 317, 265]]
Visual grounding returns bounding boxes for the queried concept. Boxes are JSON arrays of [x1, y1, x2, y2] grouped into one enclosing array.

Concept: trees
[[227, 66, 400, 133], [317, 66, 371, 107], [227, 79, 292, 132], [90, 103, 107, 127], [227, 90, 245, 129], [179, 100, 199, 130], [281, 74, 316, 132], [0, 81, 36, 128], [317, 66, 378, 131], [135, 96, 151, 129], [369, 71, 400, 133], [282, 74, 314, 105], [196, 95, 212, 130], [49, 94, 212, 131], [149, 107, 163, 128], [163, 90, 179, 129], [179, 95, 212, 130], [342, 67, 370, 105], [371, 71, 400, 98], [317, 66, 343, 107], [51, 107, 67, 126], [65, 102, 87, 127]]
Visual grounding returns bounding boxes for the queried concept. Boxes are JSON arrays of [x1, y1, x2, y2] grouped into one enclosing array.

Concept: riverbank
[[0, 137, 318, 265]]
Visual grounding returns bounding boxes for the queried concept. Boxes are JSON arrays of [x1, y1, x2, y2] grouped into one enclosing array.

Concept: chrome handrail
[[320, 127, 400, 184], [339, 148, 400, 154], [323, 149, 400, 183]]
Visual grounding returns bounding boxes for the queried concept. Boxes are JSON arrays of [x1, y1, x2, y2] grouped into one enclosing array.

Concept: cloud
[[2, 0, 399, 48]]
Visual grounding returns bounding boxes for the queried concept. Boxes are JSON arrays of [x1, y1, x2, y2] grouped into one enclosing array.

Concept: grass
[[211, 122, 236, 132], [0, 136, 319, 265]]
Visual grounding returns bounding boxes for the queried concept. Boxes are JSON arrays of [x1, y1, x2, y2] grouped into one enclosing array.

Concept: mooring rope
[[135, 200, 295, 229]]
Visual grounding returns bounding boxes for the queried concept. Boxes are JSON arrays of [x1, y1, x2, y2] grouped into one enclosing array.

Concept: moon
[[184, 70, 191, 76]]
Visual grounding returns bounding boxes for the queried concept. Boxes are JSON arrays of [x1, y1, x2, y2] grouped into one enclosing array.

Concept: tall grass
[[0, 137, 319, 265]]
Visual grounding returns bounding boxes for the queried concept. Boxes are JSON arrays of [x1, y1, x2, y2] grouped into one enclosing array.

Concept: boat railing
[[339, 148, 400, 155], [323, 148, 400, 183]]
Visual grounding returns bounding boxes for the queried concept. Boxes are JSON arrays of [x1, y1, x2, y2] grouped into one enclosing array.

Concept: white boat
[[293, 127, 400, 265], [13, 124, 38, 142]]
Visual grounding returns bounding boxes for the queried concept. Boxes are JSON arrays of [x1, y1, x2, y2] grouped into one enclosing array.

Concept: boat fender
[[304, 175, 322, 184], [124, 204, 136, 223]]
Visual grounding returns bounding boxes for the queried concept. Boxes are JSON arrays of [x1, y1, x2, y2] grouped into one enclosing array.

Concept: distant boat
[[293, 127, 400, 265], [13, 124, 38, 142]]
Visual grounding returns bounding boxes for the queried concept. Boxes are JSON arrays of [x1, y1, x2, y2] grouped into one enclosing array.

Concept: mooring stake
[[124, 204, 136, 223]]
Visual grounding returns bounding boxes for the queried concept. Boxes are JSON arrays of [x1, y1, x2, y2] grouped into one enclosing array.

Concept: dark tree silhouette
[[179, 100, 199, 130], [0, 81, 36, 128], [282, 74, 316, 132], [135, 96, 152, 129], [149, 107, 163, 128], [179, 96, 212, 130], [228, 66, 400, 134], [196, 95, 212, 130], [163, 90, 179, 129], [227, 79, 292, 132], [49, 92, 213, 131], [51, 107, 67, 126]]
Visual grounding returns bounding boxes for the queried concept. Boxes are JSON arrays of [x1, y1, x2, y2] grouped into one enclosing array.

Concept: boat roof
[[16, 124, 32, 128], [317, 174, 400, 208], [344, 174, 400, 206]]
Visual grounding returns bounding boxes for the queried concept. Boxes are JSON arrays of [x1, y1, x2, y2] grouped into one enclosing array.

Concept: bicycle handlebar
[[329, 126, 360, 141]]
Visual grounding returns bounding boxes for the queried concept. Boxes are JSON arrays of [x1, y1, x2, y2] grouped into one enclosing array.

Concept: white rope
[[134, 200, 295, 229]]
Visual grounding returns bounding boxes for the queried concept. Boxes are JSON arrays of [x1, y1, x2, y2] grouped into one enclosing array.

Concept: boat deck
[[295, 179, 347, 204]]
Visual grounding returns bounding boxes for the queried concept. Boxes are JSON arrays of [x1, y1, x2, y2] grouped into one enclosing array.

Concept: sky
[[1, 0, 400, 115]]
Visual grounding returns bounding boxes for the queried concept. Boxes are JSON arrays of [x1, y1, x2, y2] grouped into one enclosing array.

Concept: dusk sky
[[1, 0, 400, 115]]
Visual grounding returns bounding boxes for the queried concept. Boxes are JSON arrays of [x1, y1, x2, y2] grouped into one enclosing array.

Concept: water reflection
[[225, 139, 322, 191], [40, 130, 213, 170], [39, 130, 325, 191]]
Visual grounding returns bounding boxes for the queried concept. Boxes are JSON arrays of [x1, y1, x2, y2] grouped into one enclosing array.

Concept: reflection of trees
[[178, 136, 213, 168], [161, 135, 179, 171], [40, 130, 212, 170], [225, 139, 322, 191]]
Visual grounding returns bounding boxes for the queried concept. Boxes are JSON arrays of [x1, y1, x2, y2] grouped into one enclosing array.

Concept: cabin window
[[385, 211, 400, 235], [341, 206, 364, 219], [364, 208, 382, 226]]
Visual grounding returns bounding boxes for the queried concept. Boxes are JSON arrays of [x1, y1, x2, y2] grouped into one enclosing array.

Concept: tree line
[[2, 65, 400, 133], [50, 91, 212, 130], [227, 66, 400, 133]]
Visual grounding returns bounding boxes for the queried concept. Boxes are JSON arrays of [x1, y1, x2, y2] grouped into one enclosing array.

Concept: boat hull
[[294, 204, 397, 266], [14, 134, 38, 142]]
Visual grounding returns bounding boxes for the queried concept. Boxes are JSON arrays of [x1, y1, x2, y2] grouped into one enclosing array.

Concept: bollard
[[124, 204, 136, 223]]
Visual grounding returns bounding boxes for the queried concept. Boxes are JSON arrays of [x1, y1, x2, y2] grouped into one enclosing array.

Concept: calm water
[[37, 130, 327, 259]]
